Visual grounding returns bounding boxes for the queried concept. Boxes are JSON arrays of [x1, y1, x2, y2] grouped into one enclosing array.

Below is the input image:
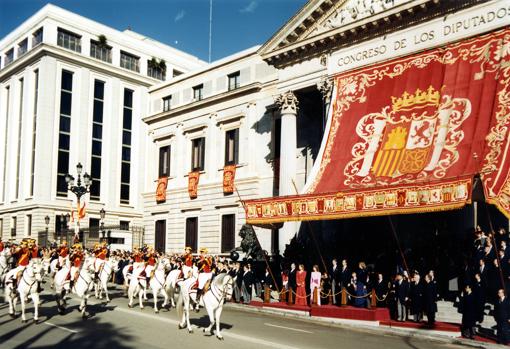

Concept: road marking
[[264, 323, 313, 334], [114, 306, 300, 349], [44, 321, 78, 334]]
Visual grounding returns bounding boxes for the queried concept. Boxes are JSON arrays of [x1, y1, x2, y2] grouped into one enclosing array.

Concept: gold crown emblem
[[391, 86, 440, 112]]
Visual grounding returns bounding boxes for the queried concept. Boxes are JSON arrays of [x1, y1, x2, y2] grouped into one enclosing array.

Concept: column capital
[[275, 91, 299, 115], [317, 77, 333, 105]]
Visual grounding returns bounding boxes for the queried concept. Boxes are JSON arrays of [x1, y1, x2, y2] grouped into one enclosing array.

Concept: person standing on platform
[[288, 263, 297, 304], [410, 272, 424, 322], [330, 259, 341, 305], [295, 264, 307, 306], [340, 259, 350, 289], [472, 273, 486, 324], [423, 274, 437, 326], [374, 273, 388, 307], [393, 273, 409, 321], [495, 289, 510, 345], [460, 284, 477, 339], [310, 265, 321, 306], [241, 264, 254, 304]]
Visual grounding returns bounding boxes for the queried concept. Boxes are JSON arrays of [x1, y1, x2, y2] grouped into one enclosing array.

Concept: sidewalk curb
[[224, 303, 505, 349]]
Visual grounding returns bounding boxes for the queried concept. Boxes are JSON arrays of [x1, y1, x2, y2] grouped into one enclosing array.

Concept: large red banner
[[245, 28, 510, 225]]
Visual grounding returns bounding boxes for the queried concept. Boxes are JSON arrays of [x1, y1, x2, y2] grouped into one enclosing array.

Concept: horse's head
[[30, 262, 44, 282]]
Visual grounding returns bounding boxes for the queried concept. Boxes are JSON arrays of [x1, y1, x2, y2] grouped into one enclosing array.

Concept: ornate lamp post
[[65, 163, 91, 243], [100, 208, 106, 243], [44, 215, 50, 246]]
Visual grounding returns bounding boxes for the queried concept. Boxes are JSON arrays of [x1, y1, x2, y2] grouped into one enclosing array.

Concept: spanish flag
[[78, 202, 86, 220]]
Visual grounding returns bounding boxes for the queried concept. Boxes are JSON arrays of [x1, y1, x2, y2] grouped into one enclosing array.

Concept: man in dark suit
[[393, 273, 409, 321], [330, 259, 341, 305], [288, 263, 297, 304], [410, 273, 424, 322], [461, 284, 476, 339], [340, 259, 350, 289], [241, 264, 254, 304], [495, 289, 510, 345]]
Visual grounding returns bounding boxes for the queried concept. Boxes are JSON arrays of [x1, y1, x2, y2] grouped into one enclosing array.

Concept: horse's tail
[[176, 291, 184, 319]]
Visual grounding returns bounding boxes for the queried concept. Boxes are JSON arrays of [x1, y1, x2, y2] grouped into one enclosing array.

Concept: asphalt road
[[0, 284, 465, 349]]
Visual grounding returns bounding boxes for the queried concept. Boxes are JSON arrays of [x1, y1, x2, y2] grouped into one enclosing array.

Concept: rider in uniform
[[57, 241, 70, 270], [143, 247, 157, 281], [0, 239, 4, 253], [182, 246, 194, 278], [69, 243, 84, 288], [94, 241, 108, 278], [196, 247, 213, 309], [8, 240, 30, 290]]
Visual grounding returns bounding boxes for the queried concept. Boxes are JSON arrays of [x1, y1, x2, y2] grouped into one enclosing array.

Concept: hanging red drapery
[[245, 28, 510, 225]]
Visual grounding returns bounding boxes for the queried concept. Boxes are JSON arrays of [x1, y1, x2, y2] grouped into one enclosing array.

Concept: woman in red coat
[[295, 264, 307, 306]]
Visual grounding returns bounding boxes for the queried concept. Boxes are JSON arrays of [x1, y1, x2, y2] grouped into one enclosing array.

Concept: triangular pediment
[[259, 0, 448, 67]]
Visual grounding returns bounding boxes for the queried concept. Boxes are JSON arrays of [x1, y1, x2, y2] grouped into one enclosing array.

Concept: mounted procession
[[0, 238, 235, 340]]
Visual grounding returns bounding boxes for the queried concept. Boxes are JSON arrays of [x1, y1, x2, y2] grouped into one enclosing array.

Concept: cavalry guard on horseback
[[93, 241, 108, 278], [196, 247, 213, 310], [57, 241, 70, 270], [5, 239, 42, 292], [69, 243, 84, 288], [182, 246, 194, 278]]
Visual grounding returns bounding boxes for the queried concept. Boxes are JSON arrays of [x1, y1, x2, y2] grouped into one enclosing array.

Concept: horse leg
[[215, 306, 224, 340], [185, 296, 193, 333], [203, 303, 214, 335], [81, 297, 88, 319], [104, 280, 110, 303], [138, 284, 145, 309], [153, 287, 159, 313], [127, 282, 134, 308], [161, 288, 169, 309], [20, 292, 27, 323], [32, 292, 40, 323], [7, 288, 15, 317]]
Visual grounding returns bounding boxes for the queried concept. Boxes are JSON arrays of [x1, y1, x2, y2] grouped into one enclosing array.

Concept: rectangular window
[[109, 237, 125, 244], [89, 217, 100, 238], [56, 70, 73, 197], [191, 137, 205, 171], [148, 62, 166, 80], [159, 145, 171, 178], [2, 86, 10, 202], [119, 220, 130, 231], [15, 78, 23, 199], [192, 84, 203, 101], [221, 214, 235, 253], [90, 80, 104, 201], [225, 128, 239, 165], [26, 214, 32, 236], [162, 95, 172, 112], [57, 28, 81, 52], [32, 28, 43, 47], [17, 39, 28, 57], [120, 51, 139, 72], [120, 88, 133, 204], [185, 217, 198, 253], [11, 217, 17, 237], [30, 70, 39, 196], [90, 40, 112, 63], [4, 48, 14, 66], [228, 71, 240, 91], [155, 220, 166, 253]]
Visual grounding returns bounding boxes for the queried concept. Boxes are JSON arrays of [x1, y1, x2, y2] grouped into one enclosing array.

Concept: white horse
[[177, 273, 234, 340], [94, 258, 119, 303], [165, 269, 184, 308], [54, 257, 95, 319], [127, 264, 150, 309], [4, 262, 44, 323], [123, 263, 148, 300], [149, 259, 171, 313], [0, 248, 13, 287]]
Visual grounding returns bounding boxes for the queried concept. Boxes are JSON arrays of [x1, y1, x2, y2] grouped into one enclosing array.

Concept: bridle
[[209, 275, 234, 304]]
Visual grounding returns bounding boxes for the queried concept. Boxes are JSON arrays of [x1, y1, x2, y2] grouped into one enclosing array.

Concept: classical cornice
[[143, 82, 263, 125], [259, 0, 483, 68], [0, 43, 160, 86]]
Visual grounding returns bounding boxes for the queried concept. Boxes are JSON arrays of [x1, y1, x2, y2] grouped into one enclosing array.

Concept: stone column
[[317, 77, 333, 124], [275, 91, 299, 254]]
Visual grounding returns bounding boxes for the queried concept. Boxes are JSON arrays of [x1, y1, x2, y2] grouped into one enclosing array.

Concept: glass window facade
[[56, 70, 73, 197], [90, 40, 112, 63], [120, 88, 133, 204], [225, 128, 239, 165], [57, 28, 81, 52], [120, 52, 139, 72], [15, 78, 23, 199], [90, 80, 104, 200], [30, 70, 39, 196]]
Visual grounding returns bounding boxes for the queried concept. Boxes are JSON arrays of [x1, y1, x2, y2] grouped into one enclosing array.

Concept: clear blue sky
[[0, 0, 307, 62]]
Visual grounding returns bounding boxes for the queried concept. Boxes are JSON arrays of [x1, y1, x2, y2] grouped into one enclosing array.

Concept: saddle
[[128, 265, 133, 273], [203, 279, 211, 293]]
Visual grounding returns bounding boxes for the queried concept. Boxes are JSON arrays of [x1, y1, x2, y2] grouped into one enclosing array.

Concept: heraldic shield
[[352, 85, 471, 186]]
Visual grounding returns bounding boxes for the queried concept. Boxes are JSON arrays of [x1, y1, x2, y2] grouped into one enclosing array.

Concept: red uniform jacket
[[17, 247, 30, 267], [134, 252, 143, 263], [71, 251, 83, 267], [95, 248, 107, 260], [0, 241, 4, 252], [30, 246, 39, 259], [199, 257, 212, 273], [184, 253, 193, 267], [59, 246, 69, 258]]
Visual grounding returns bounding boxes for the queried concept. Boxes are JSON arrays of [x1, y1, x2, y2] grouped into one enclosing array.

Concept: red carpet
[[380, 320, 460, 332], [311, 305, 390, 321], [249, 301, 311, 312]]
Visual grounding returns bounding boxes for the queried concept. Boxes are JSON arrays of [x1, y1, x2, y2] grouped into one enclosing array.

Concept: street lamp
[[65, 163, 91, 243], [100, 208, 106, 243], [45, 215, 50, 246]]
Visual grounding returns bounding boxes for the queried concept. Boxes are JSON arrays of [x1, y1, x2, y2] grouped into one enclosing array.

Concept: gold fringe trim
[[246, 201, 470, 226]]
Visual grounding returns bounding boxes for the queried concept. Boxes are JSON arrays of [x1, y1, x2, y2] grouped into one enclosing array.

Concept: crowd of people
[[2, 226, 510, 344]]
